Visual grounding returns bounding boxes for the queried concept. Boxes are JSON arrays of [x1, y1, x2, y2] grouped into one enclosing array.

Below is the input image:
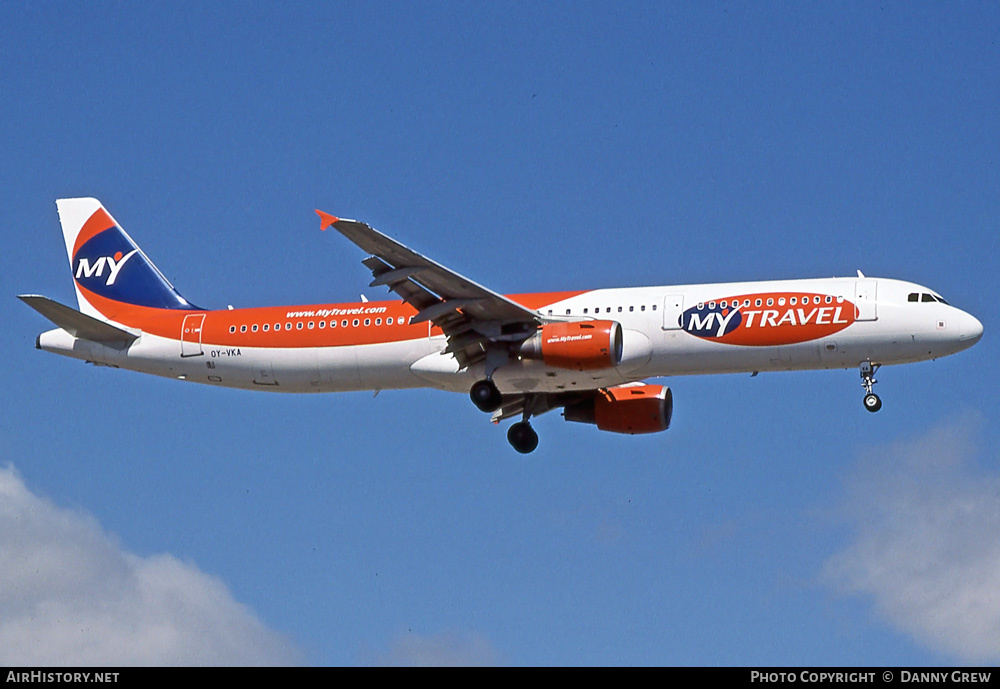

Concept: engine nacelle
[[564, 384, 673, 434], [518, 320, 623, 371]]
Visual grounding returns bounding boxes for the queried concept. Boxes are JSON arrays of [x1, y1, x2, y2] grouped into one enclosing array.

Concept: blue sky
[[2, 2, 999, 665]]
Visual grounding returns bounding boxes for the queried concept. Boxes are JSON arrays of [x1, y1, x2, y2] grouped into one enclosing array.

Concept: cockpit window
[[910, 292, 950, 305]]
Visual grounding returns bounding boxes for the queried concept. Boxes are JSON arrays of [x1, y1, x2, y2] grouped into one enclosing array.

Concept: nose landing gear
[[860, 361, 882, 412], [863, 393, 882, 412]]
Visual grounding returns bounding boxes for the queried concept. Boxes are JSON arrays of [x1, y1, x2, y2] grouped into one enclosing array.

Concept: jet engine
[[563, 384, 673, 434], [518, 321, 623, 371]]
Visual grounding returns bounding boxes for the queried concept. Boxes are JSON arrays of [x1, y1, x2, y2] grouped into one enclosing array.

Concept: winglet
[[315, 210, 339, 231]]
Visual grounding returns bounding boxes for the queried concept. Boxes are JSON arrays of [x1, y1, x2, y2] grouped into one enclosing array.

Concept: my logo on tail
[[70, 208, 199, 311], [56, 199, 200, 312], [75, 250, 139, 286]]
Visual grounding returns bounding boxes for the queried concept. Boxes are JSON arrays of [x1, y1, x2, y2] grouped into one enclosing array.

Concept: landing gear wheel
[[507, 421, 539, 454], [470, 379, 503, 413], [863, 393, 882, 413], [859, 362, 882, 413]]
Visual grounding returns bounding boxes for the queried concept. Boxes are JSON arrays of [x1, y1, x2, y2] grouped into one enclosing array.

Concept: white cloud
[[823, 415, 1000, 662], [0, 465, 301, 666]]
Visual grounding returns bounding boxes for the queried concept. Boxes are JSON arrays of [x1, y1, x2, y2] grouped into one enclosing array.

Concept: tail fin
[[56, 198, 200, 321]]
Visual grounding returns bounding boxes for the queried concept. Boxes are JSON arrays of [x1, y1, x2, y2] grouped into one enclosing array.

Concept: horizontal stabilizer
[[18, 295, 137, 344]]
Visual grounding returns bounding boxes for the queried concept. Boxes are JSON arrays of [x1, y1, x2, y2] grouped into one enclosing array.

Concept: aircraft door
[[180, 313, 206, 357], [662, 294, 684, 330], [854, 280, 878, 321]]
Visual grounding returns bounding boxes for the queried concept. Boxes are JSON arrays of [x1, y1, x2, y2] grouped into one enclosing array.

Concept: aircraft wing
[[318, 211, 542, 368]]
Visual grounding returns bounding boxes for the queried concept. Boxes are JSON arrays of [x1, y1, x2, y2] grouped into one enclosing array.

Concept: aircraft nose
[[959, 311, 983, 344]]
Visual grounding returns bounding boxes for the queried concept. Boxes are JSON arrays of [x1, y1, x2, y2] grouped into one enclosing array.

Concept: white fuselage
[[36, 276, 983, 395]]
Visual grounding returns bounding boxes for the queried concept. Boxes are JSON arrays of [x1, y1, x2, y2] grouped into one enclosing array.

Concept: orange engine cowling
[[519, 320, 623, 371], [564, 384, 673, 434]]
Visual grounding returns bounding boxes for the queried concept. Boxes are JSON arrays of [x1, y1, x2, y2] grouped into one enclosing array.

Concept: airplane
[[20, 197, 983, 454]]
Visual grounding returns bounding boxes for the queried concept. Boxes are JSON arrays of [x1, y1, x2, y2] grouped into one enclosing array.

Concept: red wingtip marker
[[315, 209, 339, 231]]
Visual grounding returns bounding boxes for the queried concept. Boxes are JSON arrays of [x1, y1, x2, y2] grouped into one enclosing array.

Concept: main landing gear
[[507, 420, 539, 454], [470, 378, 502, 413], [860, 361, 882, 413], [470, 380, 540, 454], [507, 394, 540, 454]]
